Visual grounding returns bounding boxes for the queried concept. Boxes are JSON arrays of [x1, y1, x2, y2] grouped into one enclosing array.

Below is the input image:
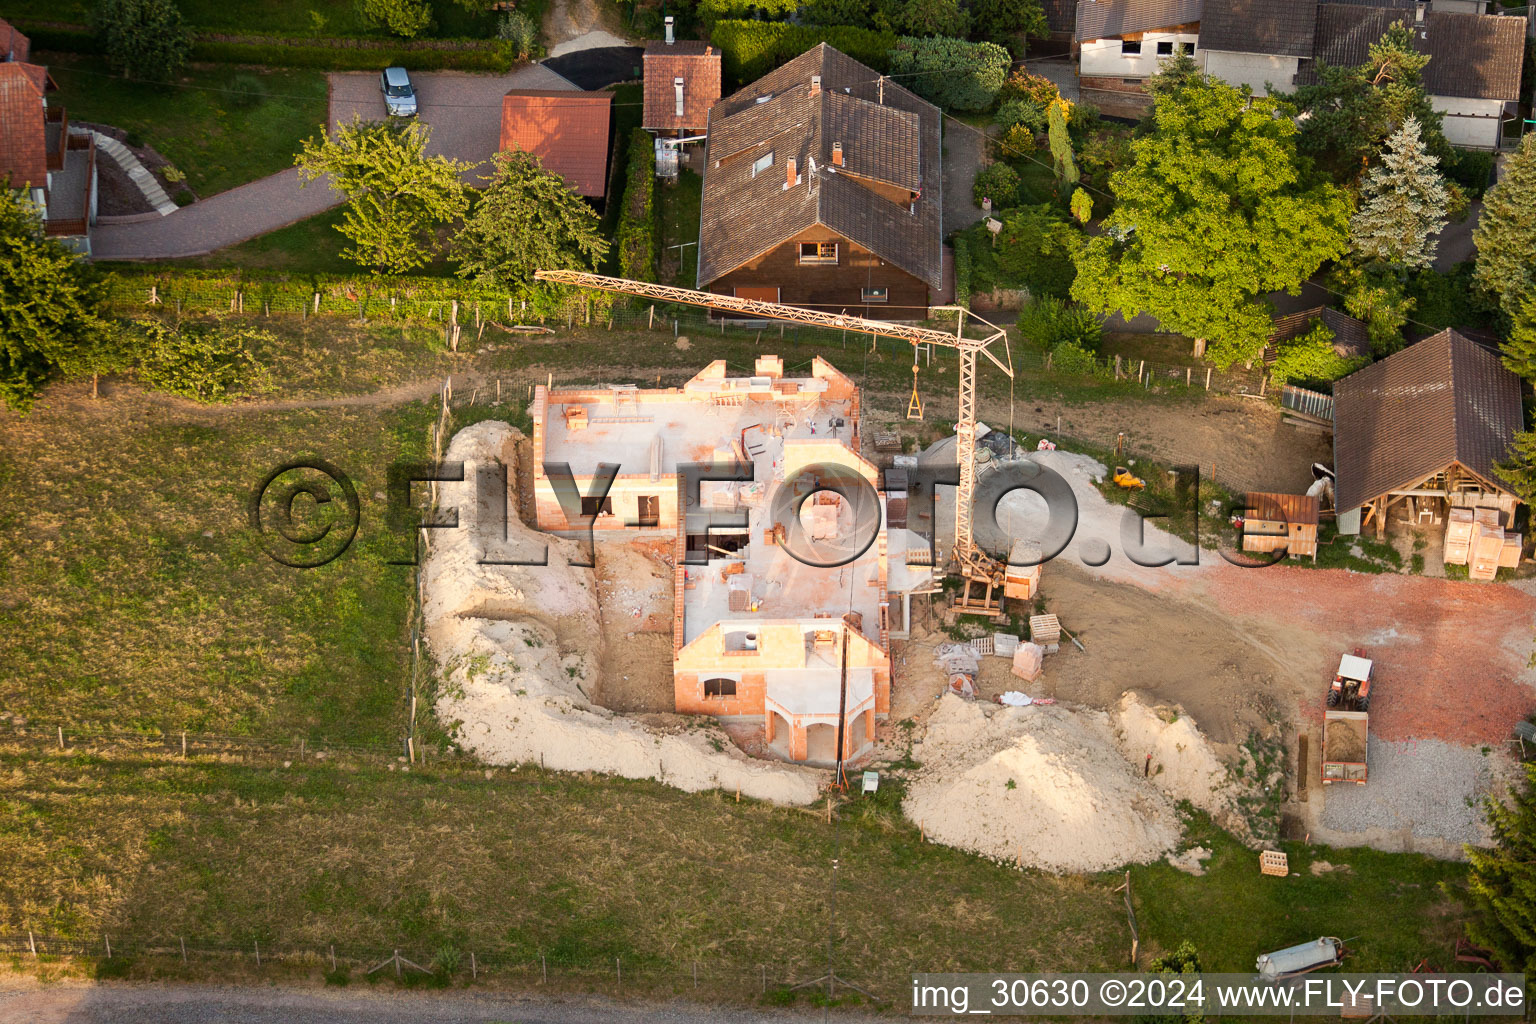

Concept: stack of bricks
[[1444, 507, 1522, 581]]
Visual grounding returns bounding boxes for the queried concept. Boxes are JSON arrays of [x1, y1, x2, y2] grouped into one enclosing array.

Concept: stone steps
[[91, 132, 178, 217]]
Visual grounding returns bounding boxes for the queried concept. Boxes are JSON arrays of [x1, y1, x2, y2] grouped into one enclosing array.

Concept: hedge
[[952, 237, 971, 310], [103, 270, 602, 324], [614, 129, 657, 283], [16, 18, 517, 71], [887, 36, 1010, 111], [709, 21, 897, 85]]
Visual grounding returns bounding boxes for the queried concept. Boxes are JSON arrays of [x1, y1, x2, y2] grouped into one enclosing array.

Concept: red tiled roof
[[0, 18, 31, 62], [499, 90, 613, 199], [0, 61, 47, 188], [643, 43, 721, 131]]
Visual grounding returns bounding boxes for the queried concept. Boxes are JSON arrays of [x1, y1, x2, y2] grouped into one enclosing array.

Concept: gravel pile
[[1320, 736, 1494, 845]]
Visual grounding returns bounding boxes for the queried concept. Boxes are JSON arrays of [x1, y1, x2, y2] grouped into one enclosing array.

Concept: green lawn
[[43, 57, 328, 197], [12, 0, 495, 37], [659, 168, 702, 286]]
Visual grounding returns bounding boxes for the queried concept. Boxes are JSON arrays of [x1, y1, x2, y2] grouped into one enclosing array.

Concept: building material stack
[[1444, 507, 1522, 581]]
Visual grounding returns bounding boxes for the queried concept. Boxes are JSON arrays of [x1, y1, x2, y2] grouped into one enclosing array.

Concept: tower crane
[[533, 269, 1016, 609]]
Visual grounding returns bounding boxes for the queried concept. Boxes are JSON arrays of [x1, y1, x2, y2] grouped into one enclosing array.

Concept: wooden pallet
[[1259, 850, 1289, 877], [873, 430, 902, 452], [1028, 614, 1061, 645]]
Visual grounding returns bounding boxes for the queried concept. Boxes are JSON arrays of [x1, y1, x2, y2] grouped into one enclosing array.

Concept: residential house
[[1076, 0, 1203, 117], [642, 19, 722, 177], [696, 44, 943, 320], [531, 355, 920, 765], [1302, 3, 1526, 149], [499, 89, 613, 200], [0, 18, 96, 252], [1196, 0, 1317, 94], [1332, 328, 1523, 537]]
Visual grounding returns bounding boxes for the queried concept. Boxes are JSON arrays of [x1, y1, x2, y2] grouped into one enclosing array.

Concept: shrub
[[1018, 295, 1102, 351], [995, 97, 1047, 136], [131, 319, 275, 402], [953, 236, 972, 309], [496, 10, 539, 60], [998, 68, 1060, 106], [1048, 339, 1103, 376], [1269, 318, 1366, 386], [698, 0, 798, 29], [710, 21, 897, 84], [615, 129, 658, 282], [1445, 147, 1497, 200], [973, 162, 1020, 209], [92, 0, 192, 82], [356, 0, 433, 38], [997, 123, 1036, 159], [189, 40, 514, 71], [885, 0, 970, 38], [886, 36, 1010, 111]]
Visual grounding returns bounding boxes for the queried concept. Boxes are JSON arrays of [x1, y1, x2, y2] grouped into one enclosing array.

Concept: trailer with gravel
[[1322, 710, 1369, 785]]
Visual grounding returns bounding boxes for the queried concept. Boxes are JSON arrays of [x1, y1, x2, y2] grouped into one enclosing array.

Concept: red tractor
[[1327, 648, 1374, 712]]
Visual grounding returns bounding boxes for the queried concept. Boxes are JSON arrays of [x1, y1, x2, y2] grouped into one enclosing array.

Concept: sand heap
[[423, 420, 821, 806], [1111, 693, 1252, 840], [903, 695, 1181, 872]]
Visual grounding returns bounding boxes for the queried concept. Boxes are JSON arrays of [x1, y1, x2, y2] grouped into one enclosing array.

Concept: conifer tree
[[1473, 134, 1536, 320], [1463, 764, 1536, 979], [1348, 116, 1448, 270]]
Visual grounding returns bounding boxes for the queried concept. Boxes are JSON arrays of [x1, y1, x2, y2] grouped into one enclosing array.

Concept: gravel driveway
[[329, 64, 581, 181]]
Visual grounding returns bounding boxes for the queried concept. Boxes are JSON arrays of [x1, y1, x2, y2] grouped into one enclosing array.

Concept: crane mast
[[533, 268, 1014, 601]]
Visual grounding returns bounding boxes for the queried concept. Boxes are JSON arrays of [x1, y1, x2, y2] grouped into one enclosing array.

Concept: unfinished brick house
[[531, 356, 932, 765], [696, 44, 944, 320]]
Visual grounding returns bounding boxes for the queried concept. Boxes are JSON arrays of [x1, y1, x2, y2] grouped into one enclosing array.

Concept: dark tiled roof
[[1269, 306, 1370, 359], [499, 90, 613, 198], [1309, 5, 1525, 100], [0, 17, 29, 62], [1043, 0, 1078, 34], [1199, 0, 1317, 58], [1332, 329, 1523, 511], [1076, 0, 1203, 39], [643, 42, 721, 131], [697, 44, 943, 289], [0, 61, 46, 189]]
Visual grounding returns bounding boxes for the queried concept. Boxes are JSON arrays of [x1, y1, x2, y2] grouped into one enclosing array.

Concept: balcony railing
[[43, 132, 93, 239], [44, 107, 67, 172]]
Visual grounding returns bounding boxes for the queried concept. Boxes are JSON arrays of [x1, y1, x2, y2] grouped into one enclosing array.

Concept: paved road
[[93, 64, 579, 261], [0, 982, 882, 1023]]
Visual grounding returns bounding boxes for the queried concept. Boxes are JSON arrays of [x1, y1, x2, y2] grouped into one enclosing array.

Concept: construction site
[[422, 272, 1536, 875]]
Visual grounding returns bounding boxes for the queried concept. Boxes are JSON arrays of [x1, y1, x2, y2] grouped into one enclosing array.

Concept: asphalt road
[[0, 983, 886, 1024]]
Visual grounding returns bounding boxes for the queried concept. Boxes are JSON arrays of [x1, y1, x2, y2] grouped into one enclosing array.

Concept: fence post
[[330, 945, 336, 972], [693, 960, 698, 988], [648, 304, 655, 330], [471, 951, 477, 980], [541, 952, 547, 983], [57, 726, 63, 749], [104, 935, 111, 959], [181, 937, 187, 963], [28, 931, 35, 957], [762, 964, 767, 992], [181, 730, 186, 757], [617, 956, 621, 989], [1205, 367, 1212, 390], [255, 940, 260, 967]]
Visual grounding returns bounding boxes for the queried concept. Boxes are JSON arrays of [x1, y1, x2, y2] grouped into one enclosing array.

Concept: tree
[[1499, 296, 1536, 383], [92, 0, 192, 83], [1348, 116, 1449, 269], [1270, 319, 1367, 385], [1331, 263, 1415, 357], [973, 162, 1020, 209], [1296, 21, 1449, 181], [0, 194, 115, 412], [451, 151, 608, 289], [969, 0, 1046, 54], [130, 318, 275, 402], [294, 116, 471, 275], [880, 0, 969, 37], [1069, 187, 1092, 224], [1134, 942, 1204, 1024], [1472, 133, 1536, 320], [1462, 763, 1536, 979], [887, 37, 1010, 111], [1070, 74, 1350, 368], [356, 0, 433, 37], [1047, 96, 1078, 186], [995, 204, 1081, 298]]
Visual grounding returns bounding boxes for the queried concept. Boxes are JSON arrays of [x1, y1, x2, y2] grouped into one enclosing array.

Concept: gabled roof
[[1269, 306, 1370, 360], [499, 90, 613, 198], [1076, 0, 1203, 40], [1333, 329, 1523, 511], [697, 44, 943, 290], [1199, 0, 1317, 58], [643, 40, 721, 131], [1309, 5, 1526, 101], [0, 17, 30, 62], [0, 61, 47, 189]]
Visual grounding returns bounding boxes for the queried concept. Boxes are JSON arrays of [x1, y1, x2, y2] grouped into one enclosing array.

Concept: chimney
[[832, 142, 843, 167], [664, 16, 674, 44], [785, 156, 797, 189], [674, 76, 685, 118], [809, 75, 821, 97]]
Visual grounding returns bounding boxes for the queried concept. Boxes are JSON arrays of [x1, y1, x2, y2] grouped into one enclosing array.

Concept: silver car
[[380, 66, 418, 117]]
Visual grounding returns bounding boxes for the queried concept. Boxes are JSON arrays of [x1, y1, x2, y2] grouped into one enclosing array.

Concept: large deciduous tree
[[450, 150, 608, 289], [887, 37, 1010, 111], [1473, 133, 1536, 320], [92, 0, 193, 83], [968, 0, 1046, 54], [1348, 116, 1449, 270], [294, 116, 471, 275], [0, 194, 116, 411], [1070, 74, 1350, 368], [1295, 21, 1448, 182]]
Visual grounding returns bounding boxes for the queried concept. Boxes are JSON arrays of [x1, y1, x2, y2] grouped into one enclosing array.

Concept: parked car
[[380, 67, 418, 117]]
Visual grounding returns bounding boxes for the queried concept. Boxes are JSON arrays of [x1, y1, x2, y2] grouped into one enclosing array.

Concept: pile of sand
[[903, 695, 1181, 873], [1111, 693, 1252, 840], [423, 421, 821, 806]]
